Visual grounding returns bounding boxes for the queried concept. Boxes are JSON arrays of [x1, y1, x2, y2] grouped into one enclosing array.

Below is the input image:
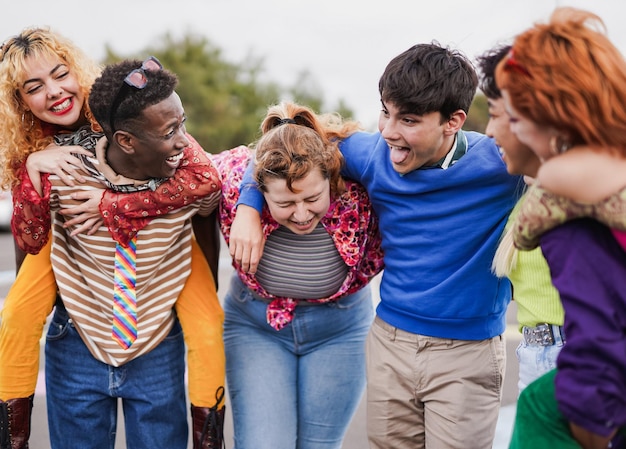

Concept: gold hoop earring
[[21, 110, 34, 131], [549, 135, 571, 155]]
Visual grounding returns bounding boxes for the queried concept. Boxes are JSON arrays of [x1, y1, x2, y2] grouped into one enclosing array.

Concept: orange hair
[[253, 101, 361, 198], [496, 7, 626, 153]]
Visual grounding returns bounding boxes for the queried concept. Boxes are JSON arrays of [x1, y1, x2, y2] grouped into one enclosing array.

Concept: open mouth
[[166, 152, 184, 164], [50, 98, 72, 113], [388, 144, 410, 164]]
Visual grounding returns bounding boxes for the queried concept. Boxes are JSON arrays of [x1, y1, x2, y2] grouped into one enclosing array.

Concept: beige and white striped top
[[48, 134, 217, 366]]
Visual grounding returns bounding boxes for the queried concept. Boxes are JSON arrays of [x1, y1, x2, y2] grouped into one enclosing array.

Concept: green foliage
[[287, 71, 355, 122], [464, 94, 489, 133], [102, 33, 355, 153]]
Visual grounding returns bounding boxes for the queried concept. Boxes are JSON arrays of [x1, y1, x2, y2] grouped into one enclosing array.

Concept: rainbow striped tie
[[112, 236, 137, 349]]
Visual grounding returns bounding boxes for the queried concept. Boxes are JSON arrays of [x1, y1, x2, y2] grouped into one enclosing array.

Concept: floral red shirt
[[12, 130, 220, 252], [211, 145, 384, 330]]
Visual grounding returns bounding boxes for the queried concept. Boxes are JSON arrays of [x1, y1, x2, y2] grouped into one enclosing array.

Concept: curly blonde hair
[[253, 101, 361, 198], [0, 27, 101, 189]]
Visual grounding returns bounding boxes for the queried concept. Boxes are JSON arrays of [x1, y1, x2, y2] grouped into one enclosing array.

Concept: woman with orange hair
[[496, 7, 626, 449]]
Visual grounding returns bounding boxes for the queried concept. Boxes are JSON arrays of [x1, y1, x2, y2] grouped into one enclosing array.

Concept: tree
[[464, 93, 489, 133], [103, 33, 355, 153]]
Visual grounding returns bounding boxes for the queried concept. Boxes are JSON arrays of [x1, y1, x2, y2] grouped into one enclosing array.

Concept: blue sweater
[[238, 130, 522, 340], [339, 130, 521, 339]]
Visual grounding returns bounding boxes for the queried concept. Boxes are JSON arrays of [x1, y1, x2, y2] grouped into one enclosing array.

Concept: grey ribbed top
[[255, 224, 348, 299]]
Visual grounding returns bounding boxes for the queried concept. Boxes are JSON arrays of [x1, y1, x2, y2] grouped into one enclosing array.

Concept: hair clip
[[504, 49, 532, 78], [277, 118, 296, 126]]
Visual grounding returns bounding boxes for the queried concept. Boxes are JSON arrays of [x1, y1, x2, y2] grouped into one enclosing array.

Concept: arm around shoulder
[[538, 147, 626, 203]]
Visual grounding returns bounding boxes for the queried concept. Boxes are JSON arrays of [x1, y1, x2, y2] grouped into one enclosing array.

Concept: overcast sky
[[3, 0, 625, 128]]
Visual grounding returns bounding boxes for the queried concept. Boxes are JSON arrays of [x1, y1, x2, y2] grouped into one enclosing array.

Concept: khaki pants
[[366, 316, 505, 449]]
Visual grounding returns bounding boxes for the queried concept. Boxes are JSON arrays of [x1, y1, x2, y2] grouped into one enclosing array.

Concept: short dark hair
[[88, 58, 178, 137], [379, 42, 478, 120], [476, 44, 512, 99]]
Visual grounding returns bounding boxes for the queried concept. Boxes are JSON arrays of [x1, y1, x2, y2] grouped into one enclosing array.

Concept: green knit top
[[506, 196, 565, 331]]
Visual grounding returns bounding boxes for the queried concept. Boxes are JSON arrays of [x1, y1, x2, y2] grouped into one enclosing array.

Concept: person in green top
[[476, 43, 565, 392]]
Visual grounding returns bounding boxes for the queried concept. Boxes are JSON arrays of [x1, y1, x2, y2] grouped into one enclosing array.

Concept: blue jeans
[[45, 302, 188, 449], [224, 274, 374, 449], [516, 334, 564, 393]]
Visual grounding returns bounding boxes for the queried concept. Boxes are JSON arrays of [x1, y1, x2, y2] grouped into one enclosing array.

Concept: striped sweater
[[49, 133, 218, 366]]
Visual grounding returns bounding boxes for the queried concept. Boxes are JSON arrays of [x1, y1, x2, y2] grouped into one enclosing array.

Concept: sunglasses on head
[[108, 56, 163, 133]]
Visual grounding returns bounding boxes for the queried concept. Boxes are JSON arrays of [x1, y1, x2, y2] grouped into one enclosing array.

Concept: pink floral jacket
[[211, 145, 384, 330]]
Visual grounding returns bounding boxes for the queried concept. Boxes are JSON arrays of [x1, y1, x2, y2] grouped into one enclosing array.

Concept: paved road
[[0, 232, 518, 448]]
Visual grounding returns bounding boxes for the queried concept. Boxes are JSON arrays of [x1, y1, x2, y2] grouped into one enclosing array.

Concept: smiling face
[[17, 53, 86, 129], [263, 168, 331, 235], [124, 92, 189, 180], [502, 89, 556, 163], [485, 96, 541, 177], [378, 100, 459, 174]]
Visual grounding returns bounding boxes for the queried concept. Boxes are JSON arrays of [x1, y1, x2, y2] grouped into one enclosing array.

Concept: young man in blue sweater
[[232, 43, 520, 449]]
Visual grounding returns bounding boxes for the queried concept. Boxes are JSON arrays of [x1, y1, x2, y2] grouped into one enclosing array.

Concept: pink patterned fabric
[[211, 146, 384, 330], [98, 137, 219, 246], [11, 167, 53, 254]]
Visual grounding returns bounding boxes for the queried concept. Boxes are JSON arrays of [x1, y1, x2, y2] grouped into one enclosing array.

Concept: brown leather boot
[[191, 387, 226, 449], [0, 396, 33, 449]]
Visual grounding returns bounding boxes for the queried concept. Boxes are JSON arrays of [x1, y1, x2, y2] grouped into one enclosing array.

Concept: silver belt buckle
[[523, 323, 555, 346]]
